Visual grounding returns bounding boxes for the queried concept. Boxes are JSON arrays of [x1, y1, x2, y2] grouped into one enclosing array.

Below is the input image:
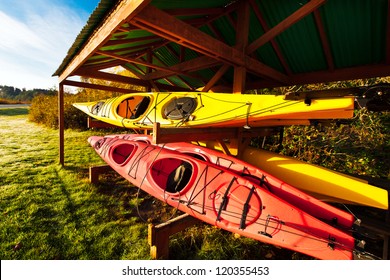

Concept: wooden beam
[[88, 117, 119, 129], [148, 213, 202, 259], [152, 123, 239, 144], [202, 64, 230, 92], [62, 79, 141, 93], [233, 0, 250, 94], [58, 0, 152, 82], [143, 55, 221, 80], [152, 123, 281, 144], [89, 165, 113, 184], [248, 63, 390, 89], [290, 64, 390, 86], [162, 8, 225, 17], [75, 68, 149, 87], [104, 34, 160, 47], [313, 9, 334, 70], [246, 0, 327, 54], [131, 5, 291, 85], [147, 54, 199, 90], [249, 0, 292, 75], [95, 50, 176, 73], [233, 66, 246, 94], [58, 83, 64, 166]]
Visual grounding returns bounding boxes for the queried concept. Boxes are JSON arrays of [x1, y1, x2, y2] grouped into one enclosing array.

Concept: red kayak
[[105, 134, 357, 231], [88, 135, 357, 260]]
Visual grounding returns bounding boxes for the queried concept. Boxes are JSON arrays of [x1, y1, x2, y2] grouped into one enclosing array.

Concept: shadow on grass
[[0, 108, 29, 116]]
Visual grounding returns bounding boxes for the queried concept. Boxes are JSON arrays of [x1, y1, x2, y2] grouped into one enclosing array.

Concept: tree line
[[0, 85, 57, 102]]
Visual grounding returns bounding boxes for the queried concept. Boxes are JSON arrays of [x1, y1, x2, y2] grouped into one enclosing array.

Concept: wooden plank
[[75, 68, 150, 87], [87, 117, 119, 129], [246, 0, 326, 54], [201, 64, 230, 92], [58, 83, 64, 166], [143, 56, 221, 80], [152, 123, 239, 144], [232, 1, 250, 94], [152, 123, 279, 144], [233, 66, 246, 94], [58, 0, 152, 82], [89, 165, 113, 184], [313, 10, 334, 71], [96, 50, 176, 73], [148, 213, 202, 259], [249, 64, 390, 90], [249, 0, 292, 75], [62, 79, 141, 93]]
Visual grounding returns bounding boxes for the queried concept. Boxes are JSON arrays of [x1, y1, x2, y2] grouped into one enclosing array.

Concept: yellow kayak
[[197, 140, 388, 210], [73, 92, 354, 129]]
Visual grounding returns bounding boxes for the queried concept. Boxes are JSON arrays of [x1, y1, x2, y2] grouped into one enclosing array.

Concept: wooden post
[[89, 165, 113, 184], [58, 83, 64, 166], [384, 192, 390, 260], [148, 213, 202, 259]]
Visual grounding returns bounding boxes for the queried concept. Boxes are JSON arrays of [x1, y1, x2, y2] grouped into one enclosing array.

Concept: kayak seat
[[130, 97, 150, 119], [165, 162, 192, 193]]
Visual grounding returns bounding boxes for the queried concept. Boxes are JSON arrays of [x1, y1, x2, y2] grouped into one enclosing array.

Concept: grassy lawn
[[2, 107, 300, 260], [0, 108, 152, 260]]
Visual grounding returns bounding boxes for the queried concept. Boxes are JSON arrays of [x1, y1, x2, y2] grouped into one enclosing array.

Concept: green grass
[[0, 108, 152, 259]]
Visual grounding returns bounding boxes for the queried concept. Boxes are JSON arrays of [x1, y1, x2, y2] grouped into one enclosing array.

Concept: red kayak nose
[[88, 136, 104, 147]]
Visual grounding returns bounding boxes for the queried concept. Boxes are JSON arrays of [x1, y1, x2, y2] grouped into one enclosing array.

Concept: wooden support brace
[[148, 213, 202, 259], [152, 122, 238, 144], [152, 122, 279, 145], [89, 165, 113, 184], [88, 117, 118, 129]]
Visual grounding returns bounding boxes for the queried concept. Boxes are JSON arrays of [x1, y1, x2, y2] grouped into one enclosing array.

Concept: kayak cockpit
[[117, 96, 151, 119], [151, 158, 193, 193], [112, 143, 136, 165]]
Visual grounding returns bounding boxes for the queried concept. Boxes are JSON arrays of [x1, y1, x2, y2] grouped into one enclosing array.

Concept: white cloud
[[0, 1, 88, 90]]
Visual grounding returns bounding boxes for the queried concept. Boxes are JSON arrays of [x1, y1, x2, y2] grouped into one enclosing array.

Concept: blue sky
[[0, 0, 100, 90]]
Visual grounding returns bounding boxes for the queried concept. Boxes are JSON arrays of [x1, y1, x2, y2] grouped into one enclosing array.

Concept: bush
[[28, 91, 124, 130]]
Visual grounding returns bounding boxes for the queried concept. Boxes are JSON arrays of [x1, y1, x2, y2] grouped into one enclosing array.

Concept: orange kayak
[[89, 135, 357, 259], [106, 133, 357, 231]]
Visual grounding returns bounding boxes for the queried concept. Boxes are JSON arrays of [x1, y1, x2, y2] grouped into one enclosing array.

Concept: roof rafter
[[249, 0, 291, 75], [313, 9, 334, 70], [131, 4, 291, 85], [246, 0, 327, 54], [104, 34, 160, 47], [143, 55, 221, 80]]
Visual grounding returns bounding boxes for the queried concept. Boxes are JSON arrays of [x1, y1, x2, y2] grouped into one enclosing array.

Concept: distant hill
[[0, 85, 57, 102]]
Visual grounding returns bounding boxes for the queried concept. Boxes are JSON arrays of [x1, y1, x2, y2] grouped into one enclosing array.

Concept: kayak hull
[[106, 133, 356, 230], [74, 92, 354, 129], [88, 135, 356, 260], [197, 140, 388, 210]]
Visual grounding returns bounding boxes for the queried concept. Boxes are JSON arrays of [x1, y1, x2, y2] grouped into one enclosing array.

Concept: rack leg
[[148, 213, 202, 259], [89, 165, 112, 184]]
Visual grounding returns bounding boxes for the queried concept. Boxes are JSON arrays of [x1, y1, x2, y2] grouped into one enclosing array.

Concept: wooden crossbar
[[148, 213, 202, 259]]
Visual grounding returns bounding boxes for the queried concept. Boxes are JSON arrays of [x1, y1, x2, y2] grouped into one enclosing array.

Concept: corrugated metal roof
[[54, 0, 390, 90]]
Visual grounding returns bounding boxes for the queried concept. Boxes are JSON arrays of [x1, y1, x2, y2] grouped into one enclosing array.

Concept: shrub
[[28, 90, 128, 130]]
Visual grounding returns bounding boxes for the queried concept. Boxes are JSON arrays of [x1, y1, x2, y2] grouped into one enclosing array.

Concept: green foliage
[[0, 85, 56, 102], [257, 110, 389, 180]]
